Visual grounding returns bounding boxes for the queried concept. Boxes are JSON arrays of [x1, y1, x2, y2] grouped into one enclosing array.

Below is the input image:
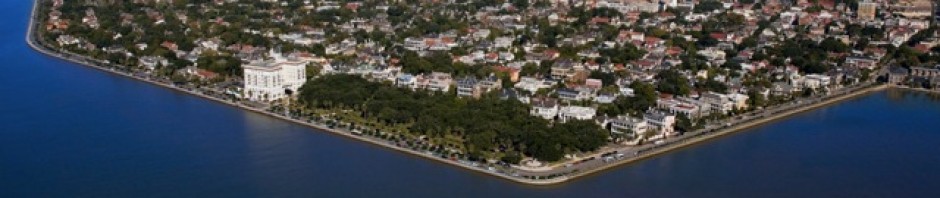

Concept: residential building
[[456, 77, 481, 98], [802, 74, 833, 89], [558, 106, 597, 122], [138, 56, 168, 70], [427, 72, 453, 92], [56, 35, 80, 46], [530, 97, 559, 120], [609, 116, 649, 138], [396, 74, 416, 89], [643, 111, 676, 134], [242, 51, 310, 102], [514, 77, 554, 93], [700, 92, 735, 114], [478, 75, 503, 93], [550, 60, 578, 80], [657, 97, 706, 118], [728, 93, 750, 110], [888, 67, 910, 84], [910, 66, 940, 79], [557, 87, 594, 101]]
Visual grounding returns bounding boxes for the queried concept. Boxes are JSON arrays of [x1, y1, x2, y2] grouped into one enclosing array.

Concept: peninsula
[[28, 0, 938, 185]]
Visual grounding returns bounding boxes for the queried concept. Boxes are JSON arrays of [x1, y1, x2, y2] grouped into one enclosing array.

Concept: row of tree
[[298, 75, 610, 162]]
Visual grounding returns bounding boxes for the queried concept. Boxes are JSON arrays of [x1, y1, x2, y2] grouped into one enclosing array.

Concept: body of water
[[2, 1, 939, 197]]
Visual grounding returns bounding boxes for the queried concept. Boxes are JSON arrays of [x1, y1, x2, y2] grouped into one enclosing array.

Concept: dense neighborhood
[[37, 0, 938, 174]]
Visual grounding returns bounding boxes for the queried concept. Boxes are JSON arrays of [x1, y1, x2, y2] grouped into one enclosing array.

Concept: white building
[[609, 116, 649, 138], [56, 35, 80, 46], [426, 72, 453, 92], [557, 87, 594, 101], [657, 97, 706, 118], [456, 77, 480, 98], [700, 92, 736, 114], [242, 51, 311, 102], [396, 74, 417, 89], [138, 56, 168, 70], [530, 97, 559, 120], [644, 111, 676, 134], [558, 106, 596, 122], [803, 74, 832, 89], [514, 77, 554, 93], [728, 93, 750, 110]]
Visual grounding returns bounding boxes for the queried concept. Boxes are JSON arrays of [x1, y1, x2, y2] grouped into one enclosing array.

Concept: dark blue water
[[3, 1, 940, 197]]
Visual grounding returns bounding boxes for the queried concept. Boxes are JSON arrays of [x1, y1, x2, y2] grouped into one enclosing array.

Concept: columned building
[[242, 50, 310, 102]]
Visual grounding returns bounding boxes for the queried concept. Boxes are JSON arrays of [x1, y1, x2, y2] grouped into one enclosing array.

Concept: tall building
[[242, 50, 311, 102], [857, 1, 877, 20]]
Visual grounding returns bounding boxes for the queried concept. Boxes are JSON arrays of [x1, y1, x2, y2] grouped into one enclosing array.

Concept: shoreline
[[24, 0, 888, 185], [556, 84, 887, 184], [891, 86, 940, 94]]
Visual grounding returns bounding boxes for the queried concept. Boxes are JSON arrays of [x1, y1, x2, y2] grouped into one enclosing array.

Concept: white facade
[[396, 74, 417, 89], [242, 51, 310, 102], [728, 93, 750, 110], [426, 72, 453, 92], [558, 106, 596, 123], [514, 77, 553, 93], [657, 97, 705, 118], [644, 111, 676, 134], [610, 116, 649, 137], [530, 97, 559, 120], [804, 74, 832, 89], [700, 92, 736, 114]]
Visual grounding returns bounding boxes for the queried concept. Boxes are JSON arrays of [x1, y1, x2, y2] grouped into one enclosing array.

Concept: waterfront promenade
[[24, 0, 890, 185]]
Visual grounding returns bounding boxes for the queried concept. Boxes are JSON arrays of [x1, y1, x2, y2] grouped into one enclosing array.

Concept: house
[[427, 72, 453, 92], [697, 48, 727, 64], [530, 97, 559, 120], [550, 59, 582, 80], [728, 93, 750, 110], [515, 77, 554, 93], [771, 82, 800, 96], [609, 116, 649, 138], [478, 75, 503, 92], [802, 74, 833, 89], [910, 66, 940, 79], [456, 77, 481, 98], [56, 35, 80, 46], [396, 74, 417, 89], [199, 38, 221, 51], [657, 97, 707, 119], [844, 56, 878, 70], [558, 106, 597, 122], [585, 78, 603, 90], [494, 37, 513, 48], [619, 87, 635, 96], [643, 111, 676, 135], [888, 67, 910, 84], [594, 94, 617, 104], [185, 66, 220, 80], [700, 92, 736, 114], [493, 66, 520, 82], [557, 87, 593, 101], [138, 56, 168, 70]]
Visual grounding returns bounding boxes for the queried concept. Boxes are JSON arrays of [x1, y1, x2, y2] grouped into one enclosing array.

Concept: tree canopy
[[298, 75, 609, 162]]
